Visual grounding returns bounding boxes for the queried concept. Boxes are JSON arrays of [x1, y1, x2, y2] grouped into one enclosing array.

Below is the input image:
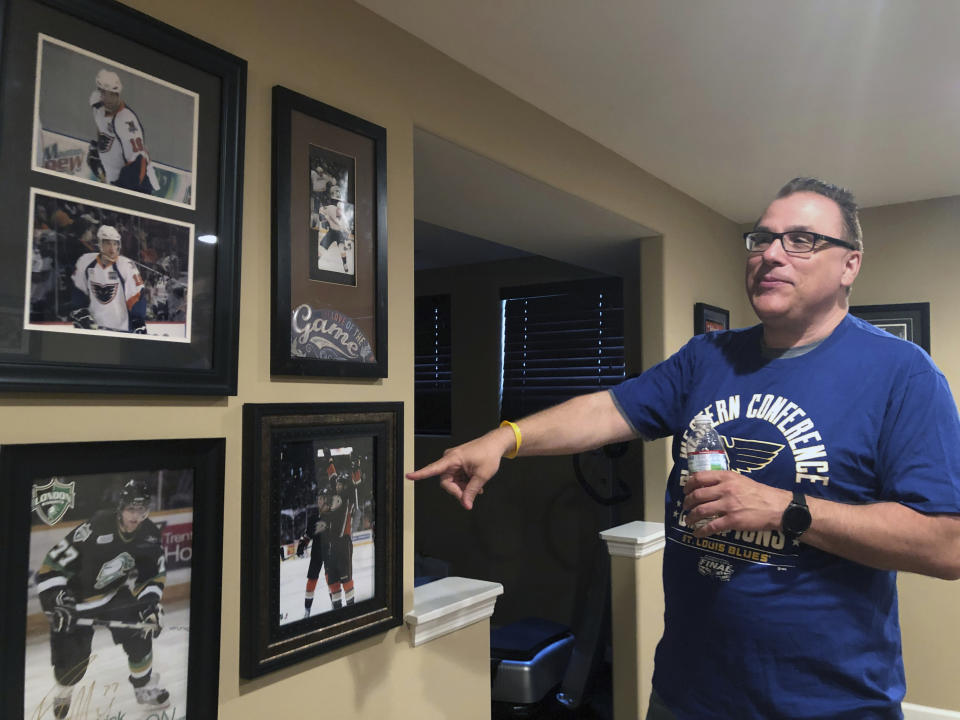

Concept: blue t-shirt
[[610, 314, 960, 720]]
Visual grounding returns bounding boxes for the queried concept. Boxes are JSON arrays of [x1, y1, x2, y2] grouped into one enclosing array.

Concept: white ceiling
[[360, 0, 960, 224]]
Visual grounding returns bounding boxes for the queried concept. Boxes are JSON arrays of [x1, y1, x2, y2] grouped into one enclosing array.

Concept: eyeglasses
[[744, 231, 858, 255]]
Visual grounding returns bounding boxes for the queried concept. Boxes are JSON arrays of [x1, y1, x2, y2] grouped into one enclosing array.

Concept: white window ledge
[[600, 520, 666, 558], [405, 576, 504, 647]]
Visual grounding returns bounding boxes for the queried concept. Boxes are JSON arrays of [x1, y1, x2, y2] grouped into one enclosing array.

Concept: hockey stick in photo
[[74, 618, 189, 632]]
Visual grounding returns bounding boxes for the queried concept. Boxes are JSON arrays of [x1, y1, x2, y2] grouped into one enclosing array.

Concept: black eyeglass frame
[[744, 231, 859, 255]]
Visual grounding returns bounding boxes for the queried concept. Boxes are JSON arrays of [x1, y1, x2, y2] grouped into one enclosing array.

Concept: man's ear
[[841, 250, 862, 290]]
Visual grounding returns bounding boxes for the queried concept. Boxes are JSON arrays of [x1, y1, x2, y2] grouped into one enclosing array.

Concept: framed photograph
[[0, 437, 225, 720], [26, 188, 194, 342], [271, 86, 388, 378], [850, 302, 930, 354], [0, 0, 246, 394], [241, 403, 402, 677], [32, 33, 198, 209], [694, 302, 730, 335]]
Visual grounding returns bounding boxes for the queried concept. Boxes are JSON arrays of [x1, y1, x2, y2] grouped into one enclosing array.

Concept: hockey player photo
[[32, 34, 198, 208], [25, 189, 194, 342], [307, 146, 357, 286], [277, 438, 376, 626], [23, 471, 195, 719]]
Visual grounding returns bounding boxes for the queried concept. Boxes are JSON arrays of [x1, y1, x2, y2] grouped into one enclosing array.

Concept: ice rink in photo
[[278, 538, 374, 624], [24, 590, 190, 720]]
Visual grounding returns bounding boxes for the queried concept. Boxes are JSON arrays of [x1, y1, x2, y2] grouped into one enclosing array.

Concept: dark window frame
[[500, 277, 625, 421]]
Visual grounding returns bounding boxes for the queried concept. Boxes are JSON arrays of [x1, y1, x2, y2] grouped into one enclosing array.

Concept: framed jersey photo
[[0, 437, 225, 720], [0, 0, 245, 394], [240, 403, 403, 677], [271, 86, 388, 379]]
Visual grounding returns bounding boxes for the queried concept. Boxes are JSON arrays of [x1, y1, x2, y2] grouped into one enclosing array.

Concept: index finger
[[684, 471, 723, 493], [406, 455, 458, 481]]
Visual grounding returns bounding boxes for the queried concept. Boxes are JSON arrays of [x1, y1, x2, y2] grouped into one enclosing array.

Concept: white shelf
[[600, 520, 666, 558], [405, 576, 504, 647]]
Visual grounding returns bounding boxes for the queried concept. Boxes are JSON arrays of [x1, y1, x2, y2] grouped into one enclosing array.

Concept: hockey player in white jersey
[[87, 69, 159, 195], [70, 225, 148, 334]]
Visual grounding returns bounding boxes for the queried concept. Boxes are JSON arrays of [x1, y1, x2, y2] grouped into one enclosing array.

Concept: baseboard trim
[[903, 702, 960, 719]]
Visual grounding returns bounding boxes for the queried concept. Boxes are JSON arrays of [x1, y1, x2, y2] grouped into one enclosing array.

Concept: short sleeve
[[878, 366, 960, 513], [609, 343, 693, 441]]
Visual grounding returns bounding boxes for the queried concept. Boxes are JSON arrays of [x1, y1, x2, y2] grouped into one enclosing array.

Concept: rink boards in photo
[[278, 533, 374, 625]]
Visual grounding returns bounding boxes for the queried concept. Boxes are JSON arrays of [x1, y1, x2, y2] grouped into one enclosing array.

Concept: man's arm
[[406, 390, 636, 509], [683, 471, 960, 579]]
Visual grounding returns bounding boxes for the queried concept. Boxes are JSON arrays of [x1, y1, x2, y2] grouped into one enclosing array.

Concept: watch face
[[783, 503, 812, 534]]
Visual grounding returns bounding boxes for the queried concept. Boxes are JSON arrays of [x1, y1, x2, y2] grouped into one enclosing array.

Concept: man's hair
[[772, 177, 863, 251]]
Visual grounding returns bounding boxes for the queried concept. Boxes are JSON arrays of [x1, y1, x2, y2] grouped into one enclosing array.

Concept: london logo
[[291, 305, 374, 362], [31, 478, 76, 526]]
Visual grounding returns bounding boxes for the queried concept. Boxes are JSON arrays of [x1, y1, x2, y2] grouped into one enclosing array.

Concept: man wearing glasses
[[408, 177, 960, 719]]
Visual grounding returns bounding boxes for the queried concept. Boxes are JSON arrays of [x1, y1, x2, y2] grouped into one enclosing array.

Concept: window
[[414, 294, 452, 434], [500, 278, 625, 420]]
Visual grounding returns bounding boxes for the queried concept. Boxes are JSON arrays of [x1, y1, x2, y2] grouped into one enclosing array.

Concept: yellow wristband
[[500, 420, 521, 459]]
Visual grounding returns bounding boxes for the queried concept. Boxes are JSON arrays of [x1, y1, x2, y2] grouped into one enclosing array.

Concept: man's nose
[[760, 236, 789, 263]]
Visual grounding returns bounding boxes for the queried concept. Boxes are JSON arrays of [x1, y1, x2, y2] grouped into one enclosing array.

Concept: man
[[70, 224, 148, 334], [87, 69, 159, 195], [315, 184, 352, 275], [298, 462, 332, 619], [408, 178, 960, 719], [36, 480, 169, 718], [300, 455, 363, 615]]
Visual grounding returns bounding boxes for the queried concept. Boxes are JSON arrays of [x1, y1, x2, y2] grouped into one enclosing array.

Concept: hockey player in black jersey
[[36, 479, 169, 718], [299, 456, 363, 616], [324, 460, 363, 609]]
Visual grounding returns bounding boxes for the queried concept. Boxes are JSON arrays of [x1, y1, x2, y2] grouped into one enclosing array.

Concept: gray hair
[[772, 177, 863, 251]]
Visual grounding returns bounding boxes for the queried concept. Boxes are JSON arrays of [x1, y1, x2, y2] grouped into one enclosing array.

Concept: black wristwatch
[[781, 491, 811, 540]]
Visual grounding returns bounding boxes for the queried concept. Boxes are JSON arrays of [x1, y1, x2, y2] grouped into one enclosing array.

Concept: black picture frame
[[271, 86, 388, 378], [694, 302, 730, 335], [0, 437, 225, 719], [0, 0, 246, 394], [241, 402, 402, 677], [850, 302, 930, 354]]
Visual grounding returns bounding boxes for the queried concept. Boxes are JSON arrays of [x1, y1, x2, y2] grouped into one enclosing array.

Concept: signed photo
[[25, 189, 194, 342], [32, 34, 199, 208], [24, 471, 194, 719]]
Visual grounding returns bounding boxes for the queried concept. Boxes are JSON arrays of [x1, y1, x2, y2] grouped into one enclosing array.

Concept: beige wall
[[1, 0, 743, 717], [855, 196, 960, 710]]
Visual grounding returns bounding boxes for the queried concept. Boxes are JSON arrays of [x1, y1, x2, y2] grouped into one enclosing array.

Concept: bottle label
[[688, 451, 729, 472]]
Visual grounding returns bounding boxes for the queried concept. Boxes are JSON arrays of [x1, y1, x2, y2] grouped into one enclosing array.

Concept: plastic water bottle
[[686, 413, 729, 473], [685, 413, 729, 529]]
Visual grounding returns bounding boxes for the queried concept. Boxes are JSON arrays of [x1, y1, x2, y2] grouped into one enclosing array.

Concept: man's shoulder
[[114, 105, 141, 127], [74, 252, 99, 269], [115, 255, 140, 273], [136, 518, 163, 546], [843, 313, 935, 371], [684, 324, 759, 356]]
